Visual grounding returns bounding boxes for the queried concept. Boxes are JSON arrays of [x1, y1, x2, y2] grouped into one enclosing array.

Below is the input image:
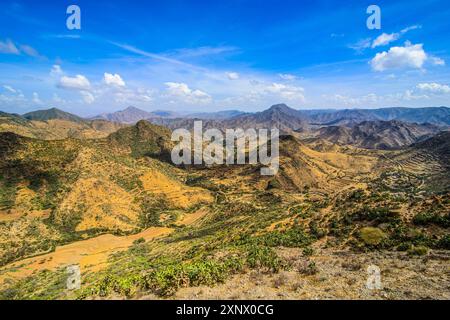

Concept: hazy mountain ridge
[[0, 109, 127, 140], [315, 120, 443, 150], [90, 105, 450, 128], [305, 107, 450, 126], [92, 106, 157, 124]]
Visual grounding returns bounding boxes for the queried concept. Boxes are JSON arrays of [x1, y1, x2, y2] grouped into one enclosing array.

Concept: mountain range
[[91, 105, 450, 127], [1, 104, 448, 149], [0, 106, 449, 300]]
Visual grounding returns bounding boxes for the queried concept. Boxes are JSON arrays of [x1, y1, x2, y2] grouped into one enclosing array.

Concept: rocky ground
[[141, 247, 450, 300]]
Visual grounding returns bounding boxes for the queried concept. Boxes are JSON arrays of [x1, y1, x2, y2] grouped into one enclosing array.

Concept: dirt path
[[0, 227, 173, 284], [175, 208, 209, 226]]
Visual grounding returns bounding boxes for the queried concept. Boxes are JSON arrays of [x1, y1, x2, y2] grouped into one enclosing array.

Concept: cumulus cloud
[[80, 91, 95, 104], [226, 72, 240, 80], [265, 83, 305, 102], [58, 75, 91, 90], [370, 42, 427, 71], [113, 88, 154, 104], [104, 73, 126, 87], [164, 82, 211, 104], [402, 89, 429, 101], [417, 83, 450, 94]]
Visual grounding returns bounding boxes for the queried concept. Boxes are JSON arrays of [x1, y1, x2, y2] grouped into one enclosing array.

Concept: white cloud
[[226, 72, 240, 80], [265, 83, 305, 102], [372, 33, 400, 48], [400, 25, 421, 34], [417, 83, 450, 94], [3, 85, 17, 93], [0, 39, 43, 57], [50, 65, 63, 76], [52, 93, 65, 104], [164, 82, 211, 104], [114, 88, 154, 104], [104, 73, 126, 87], [80, 91, 95, 104], [0, 39, 20, 54], [58, 75, 91, 90], [402, 89, 429, 101], [19, 45, 41, 58], [278, 73, 298, 81], [349, 38, 372, 53], [431, 57, 445, 66], [371, 25, 421, 48], [172, 46, 238, 58], [370, 42, 427, 72], [32, 92, 42, 104], [324, 93, 379, 107]]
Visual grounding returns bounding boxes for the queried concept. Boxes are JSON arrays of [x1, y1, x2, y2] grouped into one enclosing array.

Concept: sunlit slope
[[0, 122, 211, 266], [0, 110, 127, 140]]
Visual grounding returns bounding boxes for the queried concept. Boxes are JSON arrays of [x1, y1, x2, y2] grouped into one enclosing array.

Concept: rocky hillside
[[0, 110, 127, 140], [315, 120, 441, 149]]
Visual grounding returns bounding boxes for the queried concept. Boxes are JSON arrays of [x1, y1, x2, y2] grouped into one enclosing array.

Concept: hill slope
[[315, 120, 441, 149], [23, 108, 85, 123], [0, 110, 127, 140]]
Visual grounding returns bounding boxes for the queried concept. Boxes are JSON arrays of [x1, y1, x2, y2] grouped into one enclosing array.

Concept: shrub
[[408, 246, 429, 256], [413, 212, 450, 228], [133, 238, 146, 245], [397, 243, 411, 252], [295, 260, 318, 275], [354, 206, 400, 223], [255, 228, 312, 248], [303, 247, 314, 257], [359, 227, 386, 247], [437, 235, 450, 250], [246, 245, 284, 273]]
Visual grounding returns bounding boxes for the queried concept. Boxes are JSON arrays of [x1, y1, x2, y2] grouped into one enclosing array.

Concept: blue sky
[[0, 0, 449, 116]]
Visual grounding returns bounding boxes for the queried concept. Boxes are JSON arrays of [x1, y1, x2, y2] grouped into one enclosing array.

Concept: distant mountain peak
[[268, 103, 292, 111], [92, 107, 178, 124], [22, 108, 84, 123], [123, 106, 145, 112]]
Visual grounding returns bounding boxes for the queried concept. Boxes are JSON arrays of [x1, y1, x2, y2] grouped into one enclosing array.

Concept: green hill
[[23, 108, 85, 123]]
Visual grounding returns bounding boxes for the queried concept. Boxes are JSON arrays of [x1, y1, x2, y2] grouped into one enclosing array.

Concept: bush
[[408, 246, 429, 256], [397, 243, 411, 252], [359, 227, 386, 247], [303, 247, 314, 257], [133, 238, 146, 245], [413, 212, 450, 228], [246, 245, 284, 273], [295, 260, 318, 275], [354, 206, 400, 223], [255, 228, 312, 248], [437, 235, 450, 249], [145, 259, 244, 296]]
